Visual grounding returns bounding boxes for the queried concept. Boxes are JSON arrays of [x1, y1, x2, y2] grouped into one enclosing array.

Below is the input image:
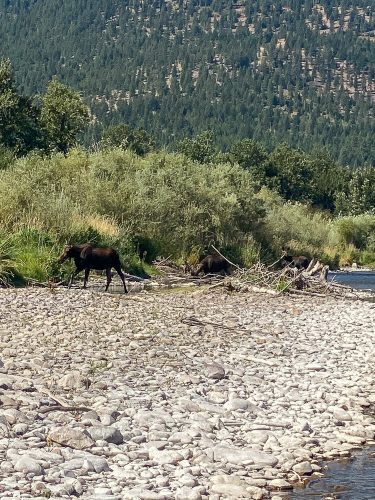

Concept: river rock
[[213, 445, 278, 467], [14, 456, 44, 475], [48, 427, 94, 450], [292, 461, 313, 475], [149, 447, 184, 465], [333, 407, 352, 421], [87, 426, 124, 444], [204, 362, 225, 380], [268, 478, 293, 490], [58, 371, 90, 390]]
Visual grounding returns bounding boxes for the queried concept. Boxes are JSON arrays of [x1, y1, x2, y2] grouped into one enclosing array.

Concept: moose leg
[[69, 267, 83, 288], [83, 268, 90, 289], [105, 268, 112, 291], [114, 265, 128, 294]]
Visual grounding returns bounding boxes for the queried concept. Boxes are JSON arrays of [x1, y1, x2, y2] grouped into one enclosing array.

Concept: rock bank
[[0, 287, 374, 498]]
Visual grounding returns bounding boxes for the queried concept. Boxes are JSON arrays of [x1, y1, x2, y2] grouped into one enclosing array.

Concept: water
[[291, 448, 375, 499], [329, 271, 375, 291]]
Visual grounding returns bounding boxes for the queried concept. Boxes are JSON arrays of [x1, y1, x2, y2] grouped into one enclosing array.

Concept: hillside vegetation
[[0, 0, 374, 164]]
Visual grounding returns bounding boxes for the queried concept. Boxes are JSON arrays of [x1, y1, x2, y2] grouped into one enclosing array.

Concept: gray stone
[[292, 461, 313, 475], [268, 478, 293, 490], [14, 456, 44, 475], [213, 445, 278, 468], [204, 362, 225, 380], [333, 407, 352, 421], [58, 371, 90, 390], [224, 398, 249, 411], [175, 486, 203, 500], [210, 477, 252, 498], [88, 426, 124, 444], [48, 427, 94, 450], [149, 447, 184, 465]]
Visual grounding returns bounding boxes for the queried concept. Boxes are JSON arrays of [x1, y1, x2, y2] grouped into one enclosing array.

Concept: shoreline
[[0, 287, 374, 499]]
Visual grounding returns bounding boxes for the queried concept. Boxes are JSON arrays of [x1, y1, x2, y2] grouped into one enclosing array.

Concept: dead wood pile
[[153, 255, 359, 298], [152, 257, 225, 287]]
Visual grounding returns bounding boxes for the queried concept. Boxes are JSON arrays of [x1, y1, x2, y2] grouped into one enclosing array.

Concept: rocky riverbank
[[0, 287, 374, 499]]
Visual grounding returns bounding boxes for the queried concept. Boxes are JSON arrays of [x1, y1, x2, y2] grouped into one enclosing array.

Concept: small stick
[[253, 422, 292, 429], [40, 388, 71, 408], [267, 253, 286, 269], [39, 406, 92, 414]]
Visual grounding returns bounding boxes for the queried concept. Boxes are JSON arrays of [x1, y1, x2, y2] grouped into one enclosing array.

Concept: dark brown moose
[[281, 254, 310, 270], [191, 254, 231, 276], [58, 244, 128, 293]]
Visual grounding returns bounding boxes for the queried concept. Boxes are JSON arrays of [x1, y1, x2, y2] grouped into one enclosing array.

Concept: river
[[291, 448, 375, 499], [329, 270, 375, 292]]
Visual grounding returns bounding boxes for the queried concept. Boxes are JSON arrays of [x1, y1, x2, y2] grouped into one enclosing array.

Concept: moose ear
[[80, 245, 93, 260]]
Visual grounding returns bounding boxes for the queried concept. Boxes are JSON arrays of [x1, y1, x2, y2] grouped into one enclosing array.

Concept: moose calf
[[191, 255, 231, 276]]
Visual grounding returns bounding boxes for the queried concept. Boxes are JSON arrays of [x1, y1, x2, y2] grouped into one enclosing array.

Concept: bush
[[0, 148, 266, 281], [256, 188, 332, 259]]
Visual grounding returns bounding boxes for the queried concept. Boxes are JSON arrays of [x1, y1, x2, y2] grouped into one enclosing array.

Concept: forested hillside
[[0, 0, 374, 165]]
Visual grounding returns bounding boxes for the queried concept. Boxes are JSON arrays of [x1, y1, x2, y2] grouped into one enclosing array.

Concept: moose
[[58, 244, 128, 293], [191, 254, 232, 276], [281, 254, 310, 270]]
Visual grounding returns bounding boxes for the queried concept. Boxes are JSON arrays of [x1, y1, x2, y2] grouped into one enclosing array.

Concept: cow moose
[[281, 254, 310, 270], [191, 254, 231, 276], [58, 244, 128, 293]]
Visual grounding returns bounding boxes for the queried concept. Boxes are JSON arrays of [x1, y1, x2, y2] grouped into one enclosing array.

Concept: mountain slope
[[0, 0, 374, 164]]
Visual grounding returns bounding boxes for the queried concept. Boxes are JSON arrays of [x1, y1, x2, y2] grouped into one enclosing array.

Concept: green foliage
[[40, 79, 89, 154], [0, 145, 15, 170], [231, 139, 268, 172], [0, 148, 266, 282], [176, 130, 216, 164], [256, 188, 332, 257], [335, 167, 375, 215], [332, 215, 375, 250], [101, 124, 155, 156], [1, 145, 375, 287], [0, 237, 23, 286]]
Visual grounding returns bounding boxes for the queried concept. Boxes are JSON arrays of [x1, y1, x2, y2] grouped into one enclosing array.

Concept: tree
[[231, 139, 268, 170], [335, 167, 375, 215], [269, 143, 315, 202], [101, 123, 155, 156], [40, 79, 89, 154], [176, 130, 215, 163], [0, 59, 42, 155]]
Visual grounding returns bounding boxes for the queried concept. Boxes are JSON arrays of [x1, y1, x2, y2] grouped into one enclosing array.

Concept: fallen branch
[[210, 244, 243, 271], [251, 422, 292, 429]]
